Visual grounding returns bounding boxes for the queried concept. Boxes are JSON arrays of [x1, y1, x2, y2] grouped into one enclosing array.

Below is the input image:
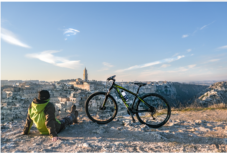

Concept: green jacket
[[23, 98, 62, 137]]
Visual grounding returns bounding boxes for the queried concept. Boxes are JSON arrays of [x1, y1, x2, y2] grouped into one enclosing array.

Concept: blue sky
[[1, 2, 227, 81]]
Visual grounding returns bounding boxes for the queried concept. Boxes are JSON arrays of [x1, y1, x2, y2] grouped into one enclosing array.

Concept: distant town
[[1, 68, 176, 122], [1, 68, 227, 123]]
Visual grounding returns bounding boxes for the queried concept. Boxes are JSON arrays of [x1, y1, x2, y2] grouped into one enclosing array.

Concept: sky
[[1, 2, 227, 82]]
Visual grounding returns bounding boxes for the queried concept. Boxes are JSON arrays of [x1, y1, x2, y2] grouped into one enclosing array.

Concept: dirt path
[[1, 109, 227, 153]]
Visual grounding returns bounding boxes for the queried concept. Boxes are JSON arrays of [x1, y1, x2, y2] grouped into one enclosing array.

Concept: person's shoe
[[73, 110, 78, 123], [70, 105, 78, 123], [70, 104, 76, 113]]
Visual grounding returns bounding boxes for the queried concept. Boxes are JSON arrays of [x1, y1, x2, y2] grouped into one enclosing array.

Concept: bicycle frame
[[103, 81, 152, 113]]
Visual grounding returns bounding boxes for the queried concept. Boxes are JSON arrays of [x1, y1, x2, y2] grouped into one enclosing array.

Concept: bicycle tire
[[85, 92, 118, 124], [136, 93, 171, 128]]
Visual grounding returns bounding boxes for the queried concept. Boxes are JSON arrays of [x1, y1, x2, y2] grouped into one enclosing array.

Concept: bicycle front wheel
[[136, 93, 171, 128], [85, 92, 118, 124]]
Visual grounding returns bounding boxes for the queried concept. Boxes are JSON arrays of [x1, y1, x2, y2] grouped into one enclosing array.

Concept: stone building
[[69, 68, 105, 92], [83, 67, 88, 82], [1, 80, 23, 86]]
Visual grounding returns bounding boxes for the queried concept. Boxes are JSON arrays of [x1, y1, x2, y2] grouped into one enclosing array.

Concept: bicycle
[[85, 75, 171, 128]]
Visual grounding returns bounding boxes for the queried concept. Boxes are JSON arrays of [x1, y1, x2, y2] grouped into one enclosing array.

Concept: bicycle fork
[[100, 90, 111, 110]]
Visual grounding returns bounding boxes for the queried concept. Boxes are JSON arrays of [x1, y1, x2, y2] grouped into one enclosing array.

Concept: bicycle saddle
[[134, 82, 147, 87]]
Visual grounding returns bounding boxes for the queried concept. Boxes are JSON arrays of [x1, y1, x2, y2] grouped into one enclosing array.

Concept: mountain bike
[[85, 75, 171, 128]]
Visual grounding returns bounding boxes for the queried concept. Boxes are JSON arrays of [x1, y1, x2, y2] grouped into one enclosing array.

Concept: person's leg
[[57, 105, 78, 133]]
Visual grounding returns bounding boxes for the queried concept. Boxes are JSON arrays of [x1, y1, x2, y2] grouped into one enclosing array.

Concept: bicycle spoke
[[136, 93, 171, 127], [86, 93, 117, 123]]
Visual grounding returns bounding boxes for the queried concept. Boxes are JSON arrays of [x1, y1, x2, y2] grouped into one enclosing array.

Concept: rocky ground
[[1, 108, 227, 153]]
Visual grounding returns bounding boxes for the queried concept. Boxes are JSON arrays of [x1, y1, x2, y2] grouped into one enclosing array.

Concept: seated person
[[22, 90, 78, 142]]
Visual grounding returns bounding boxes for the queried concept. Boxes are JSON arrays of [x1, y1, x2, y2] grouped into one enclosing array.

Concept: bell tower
[[83, 67, 88, 82]]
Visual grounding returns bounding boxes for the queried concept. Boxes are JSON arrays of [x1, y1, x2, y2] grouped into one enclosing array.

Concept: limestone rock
[[195, 127, 210, 132], [13, 150, 23, 153], [82, 143, 90, 148], [123, 120, 131, 126], [145, 132, 166, 140], [195, 120, 202, 124], [165, 122, 174, 127], [223, 138, 227, 144]]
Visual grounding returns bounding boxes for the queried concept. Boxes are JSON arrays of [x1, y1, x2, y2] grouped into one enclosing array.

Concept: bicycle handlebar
[[107, 75, 116, 81]]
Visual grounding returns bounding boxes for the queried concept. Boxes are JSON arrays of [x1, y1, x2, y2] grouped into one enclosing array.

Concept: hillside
[[196, 81, 227, 107], [159, 82, 208, 107], [1, 108, 227, 153]]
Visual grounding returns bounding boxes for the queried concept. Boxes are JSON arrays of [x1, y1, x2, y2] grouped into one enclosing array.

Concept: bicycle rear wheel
[[136, 93, 171, 128], [85, 92, 118, 124]]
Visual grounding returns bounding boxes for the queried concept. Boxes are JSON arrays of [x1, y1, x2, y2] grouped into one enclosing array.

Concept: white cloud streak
[[218, 45, 227, 50], [208, 59, 220, 62], [116, 55, 185, 73], [172, 53, 179, 57], [64, 28, 80, 40], [98, 62, 114, 71], [141, 70, 164, 77], [188, 64, 196, 68], [161, 64, 170, 68], [64, 28, 80, 36], [182, 35, 188, 38], [200, 25, 207, 30], [103, 62, 114, 67], [1, 28, 31, 48], [187, 49, 192, 52], [200, 21, 215, 30], [167, 67, 188, 73], [26, 50, 82, 69], [183, 21, 215, 38], [140, 65, 194, 78]]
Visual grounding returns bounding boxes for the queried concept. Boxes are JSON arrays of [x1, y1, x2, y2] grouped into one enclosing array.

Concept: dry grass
[[172, 102, 227, 112], [208, 103, 227, 108]]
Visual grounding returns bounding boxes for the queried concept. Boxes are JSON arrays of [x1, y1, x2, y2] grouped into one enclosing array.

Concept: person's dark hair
[[38, 90, 50, 100]]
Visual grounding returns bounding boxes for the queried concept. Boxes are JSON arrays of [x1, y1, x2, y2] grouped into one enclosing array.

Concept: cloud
[[218, 45, 227, 50], [182, 35, 188, 38], [64, 28, 80, 36], [172, 53, 179, 57], [208, 59, 220, 62], [98, 62, 114, 71], [103, 62, 114, 67], [140, 65, 191, 78], [1, 28, 31, 48], [116, 55, 185, 73], [187, 49, 192, 52], [188, 64, 196, 68], [167, 67, 189, 73], [161, 64, 170, 68], [140, 63, 197, 78], [183, 21, 215, 38], [179, 67, 188, 72], [200, 21, 215, 30], [26, 50, 82, 69], [140, 70, 164, 77], [63, 28, 80, 40], [200, 25, 207, 30]]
